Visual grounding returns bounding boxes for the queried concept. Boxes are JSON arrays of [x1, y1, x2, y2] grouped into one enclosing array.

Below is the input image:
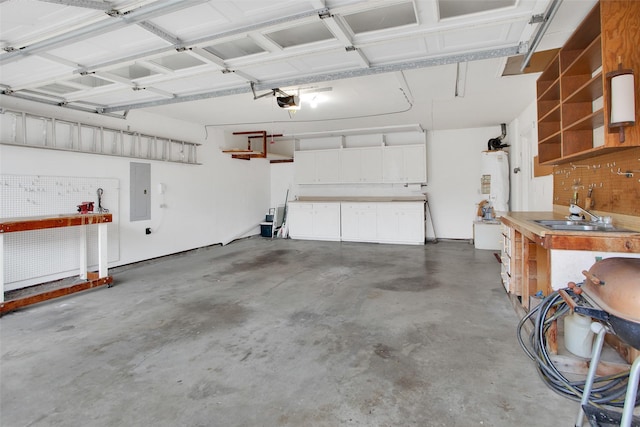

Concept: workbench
[[0, 213, 113, 314]]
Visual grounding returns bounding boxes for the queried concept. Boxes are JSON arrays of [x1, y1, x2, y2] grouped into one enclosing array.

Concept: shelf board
[[561, 35, 602, 76], [563, 72, 603, 103], [541, 145, 635, 166], [538, 102, 561, 122], [562, 3, 601, 52], [564, 109, 604, 132], [537, 78, 560, 101], [539, 131, 561, 146]]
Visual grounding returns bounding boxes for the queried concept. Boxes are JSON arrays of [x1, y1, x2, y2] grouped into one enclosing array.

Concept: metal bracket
[[318, 8, 331, 19], [518, 41, 529, 54], [529, 14, 545, 24]]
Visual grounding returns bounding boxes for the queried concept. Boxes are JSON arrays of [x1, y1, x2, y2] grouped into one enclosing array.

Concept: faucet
[[569, 204, 603, 223]]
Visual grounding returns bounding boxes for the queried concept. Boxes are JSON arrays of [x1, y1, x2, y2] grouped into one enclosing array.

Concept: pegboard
[[553, 147, 640, 216], [1, 175, 120, 290]]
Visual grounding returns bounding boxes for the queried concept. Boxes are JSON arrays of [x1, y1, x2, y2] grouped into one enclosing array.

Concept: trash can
[[260, 222, 272, 237]]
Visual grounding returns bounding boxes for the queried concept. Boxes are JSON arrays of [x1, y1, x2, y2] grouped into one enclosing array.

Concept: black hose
[[516, 289, 639, 408]]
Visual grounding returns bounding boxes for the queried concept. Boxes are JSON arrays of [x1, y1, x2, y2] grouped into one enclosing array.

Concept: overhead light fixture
[[607, 60, 636, 143], [276, 95, 300, 110], [251, 82, 301, 110]]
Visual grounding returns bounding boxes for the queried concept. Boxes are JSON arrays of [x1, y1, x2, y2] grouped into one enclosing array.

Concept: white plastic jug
[[564, 312, 595, 358]]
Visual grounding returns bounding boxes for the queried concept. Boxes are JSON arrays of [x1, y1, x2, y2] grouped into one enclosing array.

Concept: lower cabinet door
[[287, 203, 314, 239], [312, 203, 341, 240], [341, 203, 377, 242], [377, 203, 424, 244]]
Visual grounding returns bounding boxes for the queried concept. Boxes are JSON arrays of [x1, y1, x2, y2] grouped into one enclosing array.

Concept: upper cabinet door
[[294, 149, 341, 184], [382, 146, 404, 183], [294, 151, 317, 184], [315, 150, 341, 184], [340, 147, 383, 183], [360, 147, 383, 183], [339, 149, 361, 183], [403, 144, 427, 183], [382, 145, 426, 183]]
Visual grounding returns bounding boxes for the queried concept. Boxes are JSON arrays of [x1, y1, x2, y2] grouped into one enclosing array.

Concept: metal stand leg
[[621, 355, 640, 427], [576, 322, 607, 427]]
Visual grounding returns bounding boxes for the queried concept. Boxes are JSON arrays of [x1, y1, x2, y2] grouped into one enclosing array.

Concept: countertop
[[0, 213, 112, 233], [293, 196, 426, 203], [501, 211, 640, 253]]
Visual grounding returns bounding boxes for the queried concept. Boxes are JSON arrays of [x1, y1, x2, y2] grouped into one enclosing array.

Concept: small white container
[[564, 313, 595, 358]]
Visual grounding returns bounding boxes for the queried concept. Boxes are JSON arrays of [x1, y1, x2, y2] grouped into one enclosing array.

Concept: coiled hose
[[517, 289, 640, 408]]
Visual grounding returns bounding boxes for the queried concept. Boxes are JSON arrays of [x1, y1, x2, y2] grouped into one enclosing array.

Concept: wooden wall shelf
[[537, 1, 640, 165]]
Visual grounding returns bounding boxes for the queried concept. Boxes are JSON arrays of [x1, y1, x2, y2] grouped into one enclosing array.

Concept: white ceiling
[[0, 0, 597, 133]]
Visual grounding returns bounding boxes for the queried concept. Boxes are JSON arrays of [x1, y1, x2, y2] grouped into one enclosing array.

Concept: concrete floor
[[1, 239, 578, 426]]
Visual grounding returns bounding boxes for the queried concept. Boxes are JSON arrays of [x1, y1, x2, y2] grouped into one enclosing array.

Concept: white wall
[[426, 126, 503, 240], [0, 96, 271, 269]]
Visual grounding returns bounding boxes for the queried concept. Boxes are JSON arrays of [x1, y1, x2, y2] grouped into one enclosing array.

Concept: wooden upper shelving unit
[[537, 0, 640, 165]]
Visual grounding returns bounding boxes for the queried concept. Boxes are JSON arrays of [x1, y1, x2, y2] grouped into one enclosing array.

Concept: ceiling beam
[[36, 0, 112, 11], [136, 21, 183, 47], [99, 45, 520, 113]]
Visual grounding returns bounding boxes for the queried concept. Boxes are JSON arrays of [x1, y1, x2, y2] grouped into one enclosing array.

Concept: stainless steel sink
[[535, 220, 590, 226], [533, 219, 635, 233]]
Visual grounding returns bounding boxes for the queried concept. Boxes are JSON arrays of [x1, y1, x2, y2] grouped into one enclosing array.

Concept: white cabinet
[[294, 149, 341, 184], [382, 145, 426, 183], [376, 202, 425, 244], [294, 144, 425, 185], [288, 201, 425, 245], [287, 202, 341, 241], [473, 221, 502, 250], [341, 203, 378, 242], [340, 147, 382, 183]]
